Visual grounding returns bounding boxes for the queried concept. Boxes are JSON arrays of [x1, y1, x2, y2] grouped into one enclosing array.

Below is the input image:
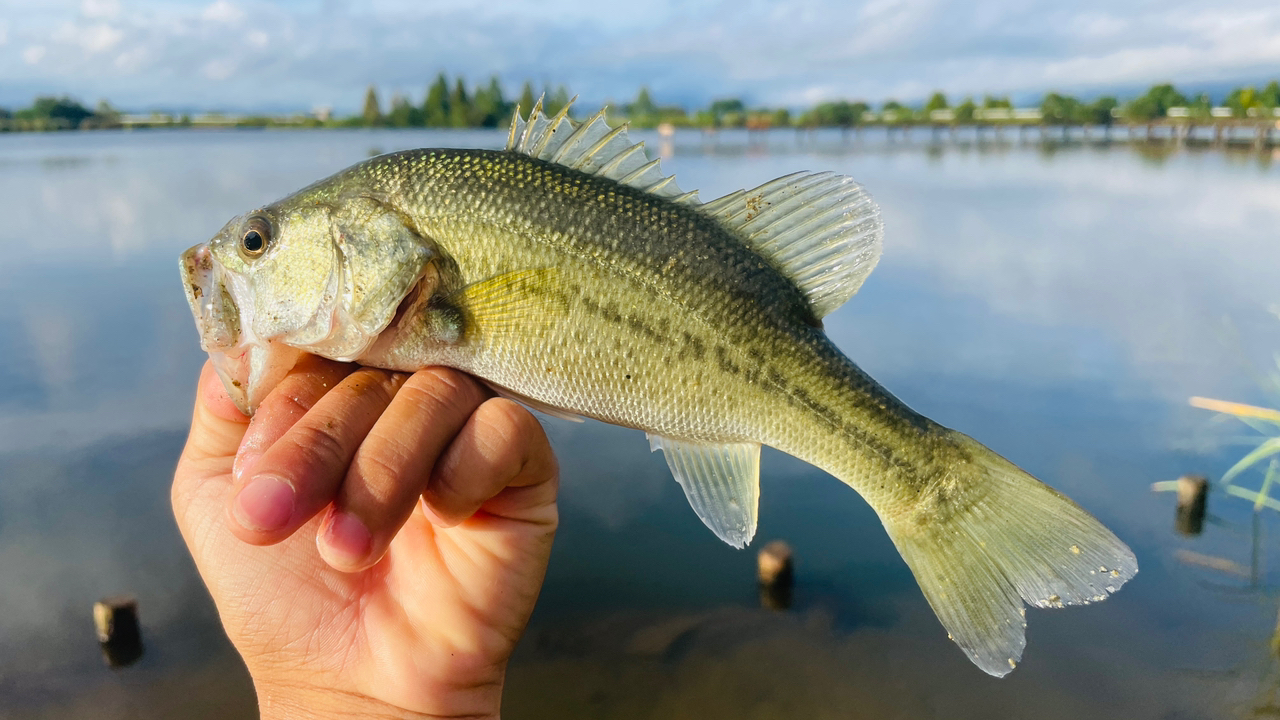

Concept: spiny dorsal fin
[[701, 172, 883, 318], [648, 433, 761, 549], [507, 97, 698, 204]]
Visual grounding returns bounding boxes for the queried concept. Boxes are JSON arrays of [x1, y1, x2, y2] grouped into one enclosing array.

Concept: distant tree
[[546, 85, 570, 116], [448, 79, 471, 128], [517, 81, 537, 116], [771, 107, 791, 127], [388, 93, 415, 127], [881, 99, 910, 123], [1225, 85, 1254, 118], [1261, 80, 1280, 109], [471, 76, 506, 128], [1083, 96, 1117, 125], [1125, 82, 1187, 120], [707, 97, 746, 127], [982, 95, 1012, 109], [953, 96, 976, 123], [924, 91, 948, 113], [630, 87, 658, 118], [362, 85, 382, 126], [801, 100, 867, 128], [1186, 92, 1212, 118], [14, 96, 94, 129], [1040, 92, 1081, 124], [423, 74, 450, 127]]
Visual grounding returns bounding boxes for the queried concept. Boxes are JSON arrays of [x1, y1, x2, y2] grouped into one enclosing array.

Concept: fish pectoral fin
[[450, 267, 568, 340], [648, 434, 761, 549]]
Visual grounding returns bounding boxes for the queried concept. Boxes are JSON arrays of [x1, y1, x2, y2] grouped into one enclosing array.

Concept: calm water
[[2, 127, 1279, 718]]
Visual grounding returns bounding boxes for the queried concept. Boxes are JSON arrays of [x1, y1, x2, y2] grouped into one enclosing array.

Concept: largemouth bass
[[180, 102, 1136, 676]]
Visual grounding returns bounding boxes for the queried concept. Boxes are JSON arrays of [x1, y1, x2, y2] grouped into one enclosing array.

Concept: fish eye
[[240, 217, 271, 258]]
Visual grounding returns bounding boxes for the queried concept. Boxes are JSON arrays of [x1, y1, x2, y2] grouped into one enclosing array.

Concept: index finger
[[232, 356, 359, 482]]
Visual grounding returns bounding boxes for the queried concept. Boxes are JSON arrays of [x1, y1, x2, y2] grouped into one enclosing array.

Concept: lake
[[1, 126, 1279, 719]]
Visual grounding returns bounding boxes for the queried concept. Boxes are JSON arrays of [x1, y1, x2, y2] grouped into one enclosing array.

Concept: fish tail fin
[[878, 430, 1136, 676]]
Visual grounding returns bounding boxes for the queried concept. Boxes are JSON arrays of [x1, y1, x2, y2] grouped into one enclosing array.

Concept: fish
[[180, 101, 1136, 676]]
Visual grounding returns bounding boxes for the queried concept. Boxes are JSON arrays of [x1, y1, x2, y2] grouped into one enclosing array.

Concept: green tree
[[924, 91, 948, 113], [954, 96, 977, 123], [627, 87, 660, 126], [1187, 92, 1212, 118], [471, 76, 506, 128], [545, 85, 570, 116], [881, 99, 910, 123], [801, 100, 867, 128], [362, 85, 382, 126], [388, 93, 415, 127], [423, 74, 450, 127], [1083, 96, 1117, 125], [1260, 80, 1280, 109], [517, 81, 536, 116], [982, 95, 1012, 109], [15, 96, 94, 129], [1040, 92, 1081, 124], [1125, 82, 1187, 120], [448, 79, 471, 128]]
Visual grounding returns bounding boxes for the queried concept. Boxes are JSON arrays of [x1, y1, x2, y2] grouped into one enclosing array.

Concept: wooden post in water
[[94, 595, 144, 667], [758, 540, 794, 610], [1175, 475, 1209, 536]]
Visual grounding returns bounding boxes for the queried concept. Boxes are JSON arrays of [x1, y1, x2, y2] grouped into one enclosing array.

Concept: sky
[[2, 0, 1280, 113]]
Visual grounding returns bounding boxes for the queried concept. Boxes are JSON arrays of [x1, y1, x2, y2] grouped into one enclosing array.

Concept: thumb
[[183, 361, 252, 462], [172, 362, 250, 546]]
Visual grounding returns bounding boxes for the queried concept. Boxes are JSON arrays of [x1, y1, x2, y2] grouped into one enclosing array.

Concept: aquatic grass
[[1154, 321, 1280, 513]]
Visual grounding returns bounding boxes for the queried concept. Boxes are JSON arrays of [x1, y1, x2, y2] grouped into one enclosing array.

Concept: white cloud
[[0, 20, 9, 47], [202, 57, 236, 80], [74, 22, 124, 53], [80, 0, 120, 19], [201, 0, 244, 24], [1, 0, 1279, 112]]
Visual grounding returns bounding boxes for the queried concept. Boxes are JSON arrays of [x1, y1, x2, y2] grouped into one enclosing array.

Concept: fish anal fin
[[648, 434, 761, 549]]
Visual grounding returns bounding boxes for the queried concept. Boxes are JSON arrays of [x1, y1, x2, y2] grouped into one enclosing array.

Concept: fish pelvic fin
[[881, 430, 1136, 677], [701, 172, 883, 319]]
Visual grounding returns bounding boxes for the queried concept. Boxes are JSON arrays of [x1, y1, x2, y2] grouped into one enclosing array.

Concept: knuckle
[[287, 422, 350, 478], [401, 369, 482, 421]]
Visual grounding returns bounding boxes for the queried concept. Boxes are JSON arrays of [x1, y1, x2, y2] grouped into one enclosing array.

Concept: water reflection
[[0, 128, 1278, 718]]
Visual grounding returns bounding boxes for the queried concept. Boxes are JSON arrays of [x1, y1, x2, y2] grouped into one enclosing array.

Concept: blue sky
[[2, 0, 1279, 113]]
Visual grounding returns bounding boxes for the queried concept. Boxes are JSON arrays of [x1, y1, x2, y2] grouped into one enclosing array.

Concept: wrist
[[253, 677, 501, 720]]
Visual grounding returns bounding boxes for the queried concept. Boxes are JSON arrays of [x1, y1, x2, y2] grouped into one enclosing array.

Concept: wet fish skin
[[180, 107, 1136, 677]]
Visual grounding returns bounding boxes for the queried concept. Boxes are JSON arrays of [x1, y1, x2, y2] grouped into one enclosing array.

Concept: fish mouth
[[180, 243, 301, 415]]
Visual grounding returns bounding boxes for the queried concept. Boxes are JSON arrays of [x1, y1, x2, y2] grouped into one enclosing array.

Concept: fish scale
[[180, 102, 1137, 678]]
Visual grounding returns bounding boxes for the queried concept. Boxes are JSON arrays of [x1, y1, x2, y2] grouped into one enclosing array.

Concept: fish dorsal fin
[[701, 171, 883, 318], [507, 98, 698, 204], [647, 434, 761, 548]]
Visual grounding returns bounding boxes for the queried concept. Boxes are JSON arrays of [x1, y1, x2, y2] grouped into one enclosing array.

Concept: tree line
[[3, 77, 1279, 132]]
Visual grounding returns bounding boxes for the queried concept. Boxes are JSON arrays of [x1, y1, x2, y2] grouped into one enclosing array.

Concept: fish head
[[181, 191, 433, 414]]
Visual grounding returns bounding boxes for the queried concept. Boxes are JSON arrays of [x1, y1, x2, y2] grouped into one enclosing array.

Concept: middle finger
[[227, 367, 408, 544]]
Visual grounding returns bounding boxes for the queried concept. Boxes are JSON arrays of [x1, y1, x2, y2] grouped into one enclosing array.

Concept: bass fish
[[180, 102, 1136, 676]]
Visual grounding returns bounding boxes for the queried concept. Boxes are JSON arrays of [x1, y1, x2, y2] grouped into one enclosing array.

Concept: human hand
[[172, 357, 558, 719]]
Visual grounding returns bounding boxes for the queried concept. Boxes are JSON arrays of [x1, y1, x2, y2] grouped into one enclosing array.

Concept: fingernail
[[233, 476, 295, 533], [234, 451, 261, 483], [323, 511, 372, 568]]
